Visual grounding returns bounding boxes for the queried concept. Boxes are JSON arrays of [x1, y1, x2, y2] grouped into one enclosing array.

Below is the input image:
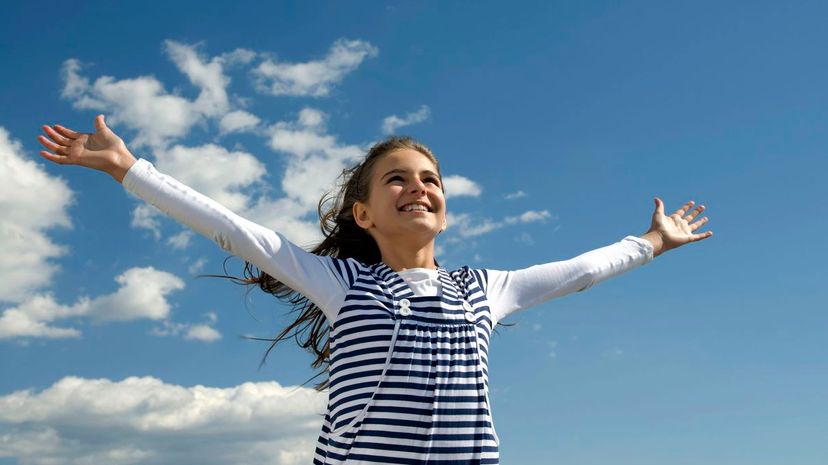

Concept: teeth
[[402, 204, 429, 212]]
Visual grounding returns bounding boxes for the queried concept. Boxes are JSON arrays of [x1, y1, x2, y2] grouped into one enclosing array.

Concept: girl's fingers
[[52, 124, 80, 140], [686, 204, 705, 221], [674, 200, 694, 216], [689, 217, 709, 232], [39, 150, 68, 164], [693, 231, 713, 241], [42, 125, 72, 146], [37, 135, 67, 155]]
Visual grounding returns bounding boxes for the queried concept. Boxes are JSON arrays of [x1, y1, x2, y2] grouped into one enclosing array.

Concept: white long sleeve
[[121, 158, 348, 322], [484, 236, 654, 325], [121, 158, 654, 326]]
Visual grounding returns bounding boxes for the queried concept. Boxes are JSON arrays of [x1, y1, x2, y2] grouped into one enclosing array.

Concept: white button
[[399, 298, 411, 308], [400, 307, 412, 317], [462, 301, 473, 312], [464, 311, 476, 322]]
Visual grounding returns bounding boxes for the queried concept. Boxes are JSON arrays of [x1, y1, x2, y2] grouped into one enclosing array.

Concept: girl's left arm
[[485, 235, 654, 324], [484, 197, 712, 324]]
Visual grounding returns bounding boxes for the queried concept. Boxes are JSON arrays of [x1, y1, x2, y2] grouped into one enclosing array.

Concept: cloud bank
[[0, 376, 326, 465], [0, 127, 74, 304]]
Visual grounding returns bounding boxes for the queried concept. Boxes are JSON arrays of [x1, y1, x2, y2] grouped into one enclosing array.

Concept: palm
[[38, 115, 127, 172], [650, 198, 712, 252]]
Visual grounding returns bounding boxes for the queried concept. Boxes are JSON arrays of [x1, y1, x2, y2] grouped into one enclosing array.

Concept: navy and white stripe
[[314, 259, 500, 464]]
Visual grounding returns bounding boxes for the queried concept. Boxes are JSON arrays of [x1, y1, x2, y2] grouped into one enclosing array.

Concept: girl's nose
[[410, 179, 427, 194]]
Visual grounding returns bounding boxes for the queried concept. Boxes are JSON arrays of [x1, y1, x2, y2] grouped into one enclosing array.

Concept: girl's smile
[[352, 148, 447, 267]]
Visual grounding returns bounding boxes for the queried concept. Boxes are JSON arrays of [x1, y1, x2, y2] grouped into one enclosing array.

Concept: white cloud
[[155, 143, 266, 212], [185, 324, 221, 342], [0, 267, 185, 340], [446, 209, 553, 239], [164, 40, 231, 118], [123, 108, 364, 249], [0, 376, 326, 465], [61, 41, 257, 150], [219, 110, 261, 134], [446, 212, 501, 238], [505, 190, 526, 200], [61, 58, 202, 149], [167, 230, 194, 249], [187, 258, 208, 275], [152, 312, 222, 342], [131, 203, 163, 239], [0, 127, 73, 304], [443, 175, 482, 198], [253, 38, 378, 97], [245, 108, 367, 247], [381, 104, 430, 134], [505, 210, 552, 224], [298, 108, 326, 128]]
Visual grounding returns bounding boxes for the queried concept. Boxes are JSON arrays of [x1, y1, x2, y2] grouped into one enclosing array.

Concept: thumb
[[94, 114, 109, 133], [654, 196, 664, 216]]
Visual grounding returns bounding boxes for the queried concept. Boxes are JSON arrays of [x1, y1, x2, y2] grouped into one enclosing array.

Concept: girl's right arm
[[38, 116, 349, 322]]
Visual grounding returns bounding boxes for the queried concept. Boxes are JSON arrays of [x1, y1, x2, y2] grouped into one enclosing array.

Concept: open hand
[[646, 197, 713, 255], [38, 115, 135, 181]]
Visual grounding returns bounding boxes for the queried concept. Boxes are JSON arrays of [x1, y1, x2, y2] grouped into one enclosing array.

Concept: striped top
[[121, 158, 655, 464], [314, 259, 501, 464]]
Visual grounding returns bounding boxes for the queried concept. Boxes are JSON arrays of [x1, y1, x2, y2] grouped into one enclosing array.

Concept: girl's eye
[[386, 174, 440, 186]]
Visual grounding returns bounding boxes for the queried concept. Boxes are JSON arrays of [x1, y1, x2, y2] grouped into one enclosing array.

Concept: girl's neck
[[379, 243, 438, 272]]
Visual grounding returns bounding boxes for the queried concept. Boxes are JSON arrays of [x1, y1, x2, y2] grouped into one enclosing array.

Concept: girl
[[38, 115, 712, 465]]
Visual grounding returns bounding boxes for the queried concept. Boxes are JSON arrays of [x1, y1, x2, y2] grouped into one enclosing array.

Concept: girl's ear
[[353, 201, 373, 230]]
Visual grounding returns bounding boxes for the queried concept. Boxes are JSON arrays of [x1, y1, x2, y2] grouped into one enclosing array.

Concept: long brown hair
[[203, 135, 509, 391]]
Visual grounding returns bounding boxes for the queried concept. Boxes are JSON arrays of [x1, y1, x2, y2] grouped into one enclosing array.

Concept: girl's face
[[353, 149, 447, 244]]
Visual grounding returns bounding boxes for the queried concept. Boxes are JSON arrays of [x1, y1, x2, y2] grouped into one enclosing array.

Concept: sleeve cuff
[[622, 235, 654, 262], [121, 158, 152, 192]]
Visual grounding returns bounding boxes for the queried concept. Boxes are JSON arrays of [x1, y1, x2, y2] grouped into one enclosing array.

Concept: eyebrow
[[381, 168, 441, 180]]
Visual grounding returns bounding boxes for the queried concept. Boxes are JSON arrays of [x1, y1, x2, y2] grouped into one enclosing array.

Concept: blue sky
[[1, 1, 826, 463]]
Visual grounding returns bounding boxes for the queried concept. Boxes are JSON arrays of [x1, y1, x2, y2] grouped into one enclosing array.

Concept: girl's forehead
[[372, 149, 438, 174]]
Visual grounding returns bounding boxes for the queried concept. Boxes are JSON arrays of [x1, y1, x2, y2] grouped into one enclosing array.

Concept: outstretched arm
[[484, 198, 713, 325], [37, 116, 349, 322]]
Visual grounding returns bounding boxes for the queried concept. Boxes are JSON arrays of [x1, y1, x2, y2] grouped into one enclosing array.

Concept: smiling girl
[[38, 115, 712, 465]]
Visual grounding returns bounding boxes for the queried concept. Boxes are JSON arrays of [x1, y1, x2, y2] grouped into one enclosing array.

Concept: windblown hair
[[203, 135, 509, 391]]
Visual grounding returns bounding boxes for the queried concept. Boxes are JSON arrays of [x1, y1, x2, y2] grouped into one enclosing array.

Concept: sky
[[1, 0, 826, 464]]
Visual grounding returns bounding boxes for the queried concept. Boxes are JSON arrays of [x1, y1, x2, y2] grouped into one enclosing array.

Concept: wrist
[[639, 230, 664, 257], [110, 149, 137, 184]]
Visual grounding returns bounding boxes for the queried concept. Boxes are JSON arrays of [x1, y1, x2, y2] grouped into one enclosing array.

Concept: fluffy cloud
[[443, 175, 482, 198], [219, 110, 261, 134], [381, 104, 431, 134], [119, 107, 361, 249], [131, 203, 164, 239], [446, 209, 553, 239], [0, 376, 326, 465], [0, 267, 185, 340], [155, 143, 266, 212], [61, 41, 257, 149], [151, 311, 221, 342], [61, 58, 202, 149], [253, 38, 378, 97], [166, 230, 194, 250], [251, 108, 367, 246], [0, 127, 73, 303]]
